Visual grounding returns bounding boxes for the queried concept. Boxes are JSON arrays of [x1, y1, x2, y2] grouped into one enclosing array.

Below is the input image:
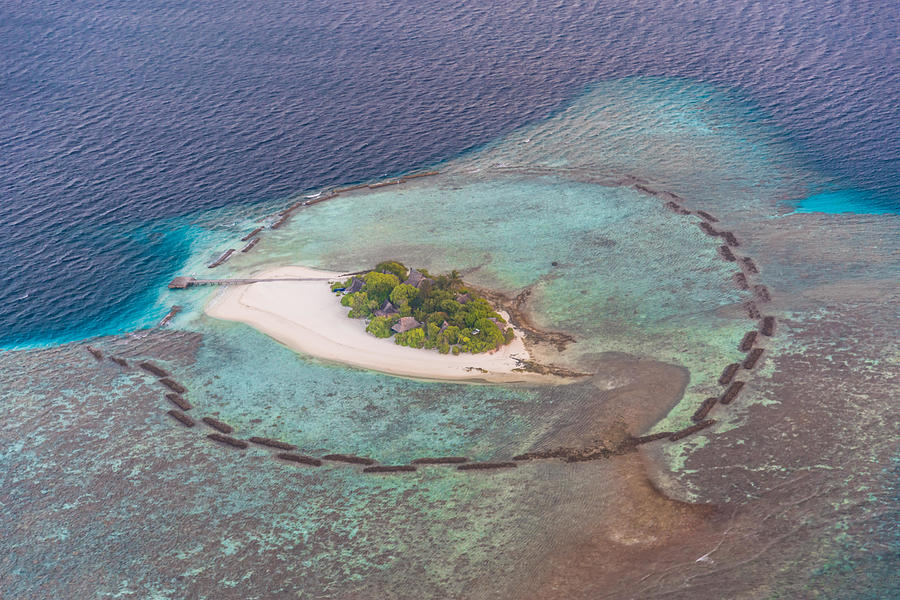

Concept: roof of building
[[403, 268, 424, 288], [374, 301, 398, 318], [391, 316, 422, 334], [454, 293, 471, 304]]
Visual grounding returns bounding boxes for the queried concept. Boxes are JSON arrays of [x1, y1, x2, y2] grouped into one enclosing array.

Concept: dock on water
[[168, 275, 341, 289]]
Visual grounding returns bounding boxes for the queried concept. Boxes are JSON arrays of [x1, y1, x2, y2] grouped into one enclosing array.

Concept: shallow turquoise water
[[791, 188, 895, 215]]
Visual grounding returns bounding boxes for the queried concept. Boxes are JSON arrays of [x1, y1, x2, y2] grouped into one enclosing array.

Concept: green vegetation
[[333, 261, 515, 354]]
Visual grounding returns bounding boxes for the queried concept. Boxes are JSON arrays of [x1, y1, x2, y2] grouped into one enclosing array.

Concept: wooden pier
[[168, 275, 338, 289]]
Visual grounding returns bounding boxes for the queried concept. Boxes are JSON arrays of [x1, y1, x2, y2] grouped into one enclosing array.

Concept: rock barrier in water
[[207, 433, 248, 449], [698, 222, 720, 236], [202, 417, 234, 434], [739, 330, 758, 352], [665, 201, 691, 215], [86, 346, 103, 361], [159, 378, 186, 394], [670, 419, 715, 441], [270, 214, 291, 229], [279, 201, 304, 216], [158, 305, 182, 327], [241, 238, 260, 253], [512, 450, 561, 461], [368, 180, 402, 189], [411, 456, 468, 464], [719, 381, 745, 405], [722, 232, 739, 247], [743, 348, 764, 369], [742, 257, 758, 274], [139, 361, 170, 378], [145, 177, 778, 476], [167, 410, 195, 428], [692, 397, 718, 422], [241, 227, 262, 242], [322, 454, 376, 465], [165, 393, 191, 411], [248, 437, 297, 451], [761, 316, 776, 336], [363, 465, 417, 473], [718, 363, 741, 385], [276, 453, 323, 466], [718, 245, 736, 261], [632, 431, 674, 445], [208, 248, 235, 268], [109, 356, 128, 367]]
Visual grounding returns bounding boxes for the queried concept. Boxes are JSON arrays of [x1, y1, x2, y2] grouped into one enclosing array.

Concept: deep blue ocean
[[1, 0, 897, 347]]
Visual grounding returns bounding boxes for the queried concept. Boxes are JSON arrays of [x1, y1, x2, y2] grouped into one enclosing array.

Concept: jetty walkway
[[168, 276, 335, 289]]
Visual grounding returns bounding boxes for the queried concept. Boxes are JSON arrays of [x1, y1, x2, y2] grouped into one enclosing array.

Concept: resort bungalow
[[454, 292, 471, 304], [374, 301, 399, 318], [391, 316, 422, 334], [403, 268, 425, 288]]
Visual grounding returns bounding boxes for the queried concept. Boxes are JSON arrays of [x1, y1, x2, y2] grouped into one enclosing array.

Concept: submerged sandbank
[[206, 265, 559, 383]]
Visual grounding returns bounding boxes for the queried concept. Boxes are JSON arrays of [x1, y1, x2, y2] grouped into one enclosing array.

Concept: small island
[[332, 261, 515, 354], [205, 264, 558, 382]]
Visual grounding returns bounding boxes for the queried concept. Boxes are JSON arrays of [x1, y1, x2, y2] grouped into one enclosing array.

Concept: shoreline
[[205, 265, 571, 384]]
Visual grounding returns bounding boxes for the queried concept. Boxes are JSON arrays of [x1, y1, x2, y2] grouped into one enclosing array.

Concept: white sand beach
[[205, 265, 554, 383]]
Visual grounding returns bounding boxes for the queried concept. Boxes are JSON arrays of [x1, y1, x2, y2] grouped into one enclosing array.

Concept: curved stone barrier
[[207, 433, 248, 449], [718, 363, 740, 385], [322, 454, 376, 466], [691, 398, 718, 423], [167, 410, 195, 428], [364, 465, 417, 473], [739, 331, 758, 352], [104, 174, 784, 474], [159, 378, 186, 394], [669, 419, 715, 441], [202, 417, 234, 434], [277, 453, 323, 466], [139, 362, 171, 378], [742, 348, 764, 370], [248, 437, 297, 451], [761, 316, 776, 336], [719, 381, 745, 405], [165, 393, 191, 411]]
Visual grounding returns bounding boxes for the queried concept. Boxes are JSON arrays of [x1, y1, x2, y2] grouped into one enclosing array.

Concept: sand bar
[[206, 265, 555, 383]]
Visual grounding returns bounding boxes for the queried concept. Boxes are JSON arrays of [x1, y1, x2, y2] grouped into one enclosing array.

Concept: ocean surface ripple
[[1, 0, 897, 346]]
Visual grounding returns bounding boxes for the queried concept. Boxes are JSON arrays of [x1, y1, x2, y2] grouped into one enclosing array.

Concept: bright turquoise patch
[[791, 189, 895, 215]]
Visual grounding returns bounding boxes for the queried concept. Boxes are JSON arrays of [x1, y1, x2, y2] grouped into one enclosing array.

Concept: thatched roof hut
[[374, 301, 398, 317], [403, 268, 424, 288], [392, 316, 422, 334]]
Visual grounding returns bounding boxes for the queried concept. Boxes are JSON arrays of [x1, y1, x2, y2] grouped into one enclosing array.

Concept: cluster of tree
[[332, 261, 515, 354]]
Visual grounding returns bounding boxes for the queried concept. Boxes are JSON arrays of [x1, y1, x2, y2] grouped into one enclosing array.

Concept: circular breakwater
[[81, 171, 778, 476]]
